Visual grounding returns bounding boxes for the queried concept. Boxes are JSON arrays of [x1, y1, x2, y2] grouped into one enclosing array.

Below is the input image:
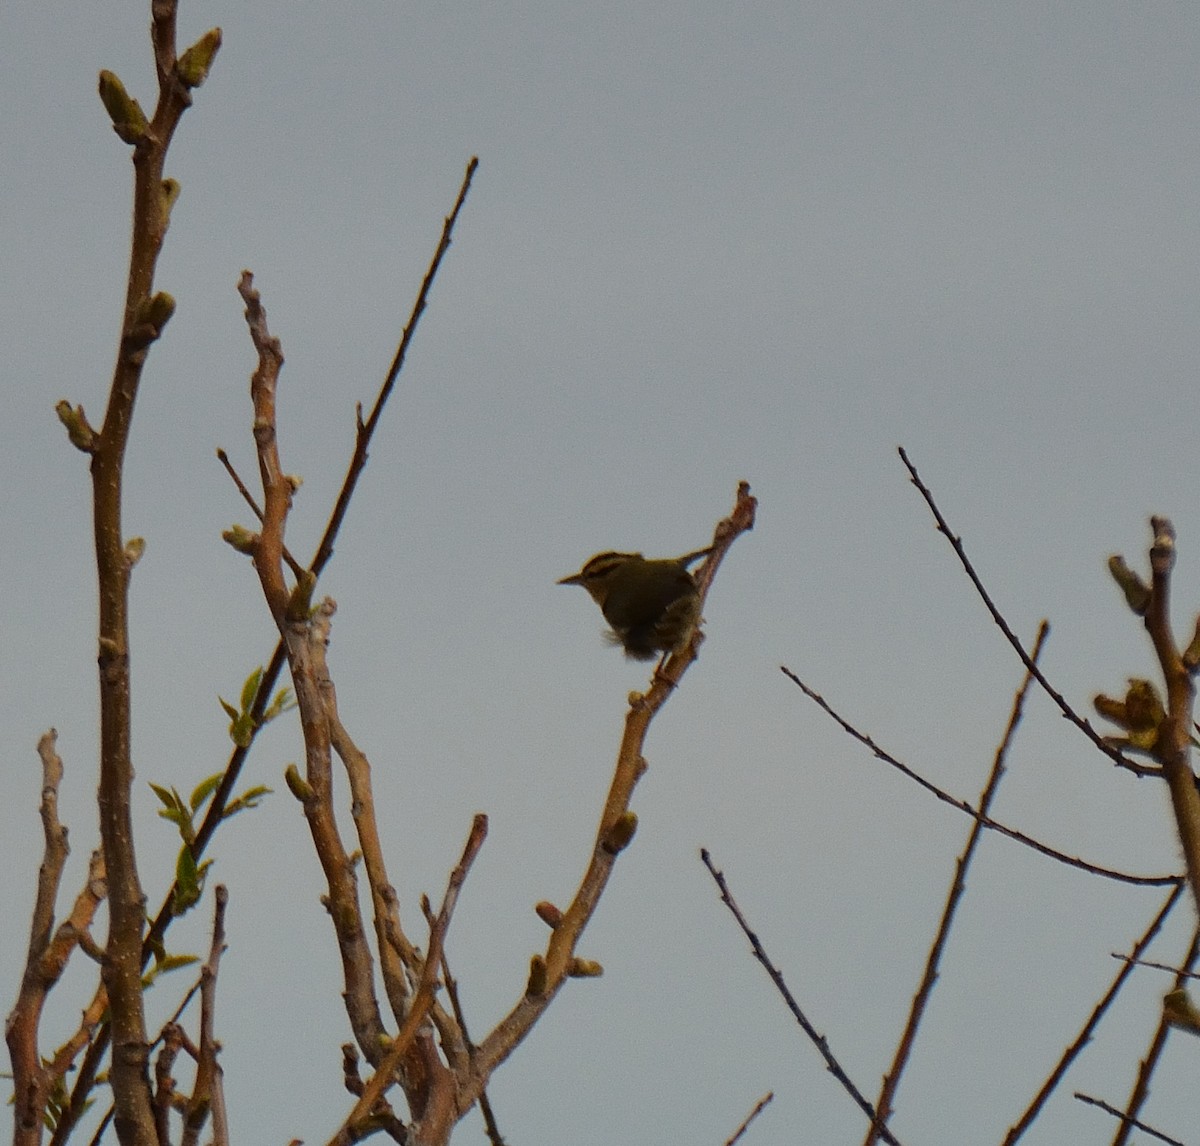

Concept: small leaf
[[241, 666, 264, 714], [223, 785, 272, 818], [218, 696, 239, 722], [190, 772, 223, 812], [150, 782, 181, 811]]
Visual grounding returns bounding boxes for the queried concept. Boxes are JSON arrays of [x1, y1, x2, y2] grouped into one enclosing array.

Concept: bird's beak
[[557, 572, 584, 585]]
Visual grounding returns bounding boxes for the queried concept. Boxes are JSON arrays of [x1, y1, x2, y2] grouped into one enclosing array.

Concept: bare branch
[[1000, 884, 1186, 1143], [1108, 923, 1200, 1146], [781, 667, 1178, 888], [700, 850, 904, 1146], [1140, 517, 1200, 915], [181, 884, 229, 1146], [865, 623, 1048, 1144], [897, 447, 1150, 776], [330, 815, 488, 1146], [1074, 1092, 1185, 1146], [723, 1092, 773, 1146], [7, 731, 72, 1145]]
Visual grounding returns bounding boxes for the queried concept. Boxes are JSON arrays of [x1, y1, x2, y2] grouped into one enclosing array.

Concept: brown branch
[[311, 156, 479, 576], [1001, 883, 1185, 1141], [1142, 517, 1200, 916], [330, 815, 488, 1146], [436, 947, 504, 1146], [700, 850, 905, 1146], [864, 623, 1048, 1145], [723, 1092, 773, 1146], [7, 731, 72, 1145], [238, 276, 389, 1064], [181, 884, 229, 1146], [465, 483, 756, 1101], [215, 446, 304, 579], [1108, 922, 1200, 1146], [1075, 1092, 1185, 1146], [897, 447, 1151, 777], [137, 157, 477, 973], [315, 606, 419, 1020], [781, 667, 1178, 888], [88, 5, 211, 1141]]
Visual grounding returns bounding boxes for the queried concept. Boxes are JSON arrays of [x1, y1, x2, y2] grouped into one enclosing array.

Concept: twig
[[215, 446, 304, 578], [781, 667, 1178, 888], [436, 945, 505, 1146], [897, 447, 1149, 777], [1074, 1093, 1185, 1146], [7, 731, 72, 1145], [1000, 883, 1185, 1144], [181, 884, 229, 1146], [700, 850, 905, 1146], [1141, 517, 1200, 916], [138, 156, 478, 959], [724, 1092, 773, 1146], [329, 815, 488, 1146], [1110, 953, 1200, 981], [1109, 922, 1200, 1146], [311, 157, 479, 575], [864, 623, 1048, 1145]]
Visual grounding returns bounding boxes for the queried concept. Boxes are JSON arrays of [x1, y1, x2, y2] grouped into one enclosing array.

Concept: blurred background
[[3, 3, 1200, 1142]]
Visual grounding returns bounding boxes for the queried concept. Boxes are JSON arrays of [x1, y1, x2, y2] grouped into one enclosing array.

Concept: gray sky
[[4, 3, 1200, 1143]]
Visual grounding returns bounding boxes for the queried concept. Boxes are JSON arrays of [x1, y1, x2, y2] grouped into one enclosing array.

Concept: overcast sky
[[5, 3, 1200, 1143]]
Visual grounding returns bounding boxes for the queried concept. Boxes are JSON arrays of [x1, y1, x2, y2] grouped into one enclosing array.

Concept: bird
[[557, 548, 710, 660]]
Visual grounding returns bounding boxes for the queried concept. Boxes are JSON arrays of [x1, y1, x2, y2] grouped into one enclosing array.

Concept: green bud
[[160, 179, 181, 229], [98, 70, 149, 144], [55, 400, 96, 452], [567, 958, 603, 978], [1107, 555, 1151, 615], [139, 291, 176, 333], [177, 27, 222, 89], [284, 764, 313, 802], [124, 537, 146, 568], [286, 569, 318, 621], [602, 810, 638, 855], [222, 525, 258, 555], [525, 954, 547, 998]]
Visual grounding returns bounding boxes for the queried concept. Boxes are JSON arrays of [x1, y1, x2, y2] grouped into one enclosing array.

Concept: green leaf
[[224, 785, 272, 818], [263, 687, 297, 724], [241, 666, 264, 714], [218, 696, 239, 722], [190, 771, 222, 812], [150, 782, 184, 813]]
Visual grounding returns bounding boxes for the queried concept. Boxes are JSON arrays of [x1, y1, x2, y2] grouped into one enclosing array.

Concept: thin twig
[[215, 446, 304, 578], [436, 945, 505, 1146], [329, 815, 488, 1146], [781, 667, 1178, 888], [1001, 884, 1185, 1144], [1075, 1092, 1185, 1146], [898, 447, 1149, 777], [138, 156, 478, 958], [1110, 953, 1200, 981], [865, 623, 1048, 1145], [724, 1092, 773, 1146], [700, 850, 905, 1146], [311, 157, 479, 575], [1109, 922, 1200, 1146]]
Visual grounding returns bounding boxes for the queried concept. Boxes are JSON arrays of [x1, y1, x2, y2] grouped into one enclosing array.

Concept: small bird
[[557, 548, 710, 661]]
